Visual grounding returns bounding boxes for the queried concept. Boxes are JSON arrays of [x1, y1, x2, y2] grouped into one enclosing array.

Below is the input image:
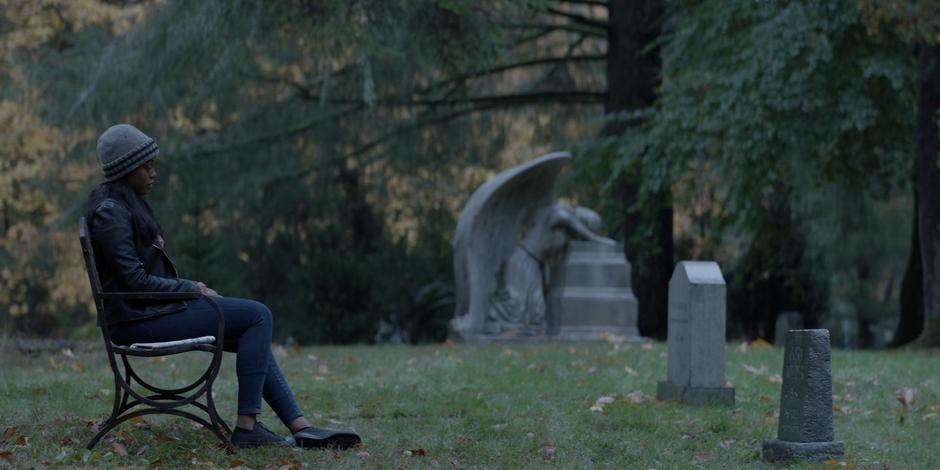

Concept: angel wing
[[451, 151, 571, 338]]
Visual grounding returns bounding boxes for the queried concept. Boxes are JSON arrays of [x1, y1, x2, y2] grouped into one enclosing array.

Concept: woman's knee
[[246, 299, 273, 326]]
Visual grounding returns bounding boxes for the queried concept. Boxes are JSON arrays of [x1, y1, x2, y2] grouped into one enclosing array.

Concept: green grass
[[1, 340, 939, 469]]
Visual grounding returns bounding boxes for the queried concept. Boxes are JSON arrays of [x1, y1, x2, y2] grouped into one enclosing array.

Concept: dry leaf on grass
[[229, 458, 247, 468], [624, 390, 654, 403], [538, 442, 557, 456], [623, 366, 638, 376], [1, 427, 15, 443], [156, 433, 179, 442], [590, 395, 616, 412], [823, 459, 856, 468], [718, 438, 736, 449], [148, 458, 163, 469], [895, 387, 916, 410], [749, 338, 772, 349], [741, 364, 767, 375], [767, 375, 783, 383], [0, 451, 13, 463], [736, 342, 748, 353], [356, 451, 370, 459], [112, 442, 128, 456], [14, 436, 28, 447]]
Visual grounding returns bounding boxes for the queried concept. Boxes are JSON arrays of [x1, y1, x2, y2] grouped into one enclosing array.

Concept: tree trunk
[[890, 189, 923, 347], [605, 0, 672, 339], [913, 43, 940, 346]]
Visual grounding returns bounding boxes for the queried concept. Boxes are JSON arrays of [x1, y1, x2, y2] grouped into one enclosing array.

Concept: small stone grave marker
[[762, 329, 844, 462], [656, 261, 734, 405]]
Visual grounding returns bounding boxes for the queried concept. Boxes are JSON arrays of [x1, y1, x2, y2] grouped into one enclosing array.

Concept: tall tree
[[604, 0, 915, 339], [603, 0, 670, 339], [913, 43, 940, 345], [860, 0, 940, 346]]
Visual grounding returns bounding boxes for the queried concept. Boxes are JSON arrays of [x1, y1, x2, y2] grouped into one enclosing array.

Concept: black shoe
[[230, 421, 293, 449], [292, 426, 361, 449]]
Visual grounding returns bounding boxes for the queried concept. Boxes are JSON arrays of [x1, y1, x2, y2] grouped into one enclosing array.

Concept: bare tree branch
[[546, 6, 609, 31], [502, 21, 607, 38], [557, 0, 609, 8]]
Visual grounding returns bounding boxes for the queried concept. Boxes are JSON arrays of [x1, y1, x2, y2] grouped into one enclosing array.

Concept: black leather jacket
[[90, 198, 200, 325]]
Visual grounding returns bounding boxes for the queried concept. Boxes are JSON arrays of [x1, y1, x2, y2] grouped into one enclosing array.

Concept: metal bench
[[79, 217, 233, 451]]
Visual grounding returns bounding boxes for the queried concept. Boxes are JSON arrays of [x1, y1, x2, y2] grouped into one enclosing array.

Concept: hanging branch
[[546, 6, 609, 31]]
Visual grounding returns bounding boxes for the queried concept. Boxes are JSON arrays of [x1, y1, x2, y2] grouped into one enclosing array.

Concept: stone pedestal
[[773, 311, 803, 346], [547, 241, 640, 340], [656, 261, 734, 406], [763, 329, 844, 462]]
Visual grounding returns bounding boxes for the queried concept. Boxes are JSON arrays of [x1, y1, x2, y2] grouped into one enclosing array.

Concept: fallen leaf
[[156, 433, 179, 442], [60, 436, 78, 446], [14, 436, 28, 447], [624, 390, 653, 403], [112, 442, 128, 456], [31, 386, 45, 394], [736, 342, 749, 353], [410, 448, 428, 456], [596, 395, 615, 405], [0, 451, 12, 463], [148, 458, 163, 469], [623, 366, 638, 376], [318, 364, 330, 375], [759, 395, 773, 403], [356, 451, 370, 458], [742, 364, 768, 375], [62, 348, 76, 358], [451, 457, 465, 469], [229, 458, 247, 468], [767, 375, 783, 383], [71, 362, 85, 373], [718, 438, 736, 449], [1, 427, 15, 442], [136, 444, 150, 456], [641, 342, 654, 350], [895, 387, 916, 410], [538, 443, 557, 456], [272, 344, 288, 357], [929, 403, 940, 411], [749, 338, 772, 349], [681, 432, 695, 439], [824, 459, 857, 468]]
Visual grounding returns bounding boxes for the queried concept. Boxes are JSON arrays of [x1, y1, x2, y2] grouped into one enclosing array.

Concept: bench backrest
[[78, 217, 105, 320]]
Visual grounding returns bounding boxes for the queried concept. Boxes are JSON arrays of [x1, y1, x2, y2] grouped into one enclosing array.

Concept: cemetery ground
[[1, 339, 937, 469]]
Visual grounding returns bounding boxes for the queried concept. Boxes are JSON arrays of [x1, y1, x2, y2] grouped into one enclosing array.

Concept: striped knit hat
[[96, 124, 160, 182]]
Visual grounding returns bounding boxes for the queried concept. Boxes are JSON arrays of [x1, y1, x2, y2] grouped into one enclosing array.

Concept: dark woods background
[[1, 0, 938, 348]]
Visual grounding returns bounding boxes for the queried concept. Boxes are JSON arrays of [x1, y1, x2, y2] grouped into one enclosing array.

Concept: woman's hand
[[196, 281, 221, 297]]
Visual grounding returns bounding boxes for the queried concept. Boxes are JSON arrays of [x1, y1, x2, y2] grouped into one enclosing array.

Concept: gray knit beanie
[[96, 124, 160, 182]]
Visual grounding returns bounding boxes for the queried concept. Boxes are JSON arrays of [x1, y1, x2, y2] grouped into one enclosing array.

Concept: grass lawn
[[1, 338, 938, 469]]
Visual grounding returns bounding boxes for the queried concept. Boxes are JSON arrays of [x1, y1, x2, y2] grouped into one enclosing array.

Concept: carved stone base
[[762, 438, 844, 462], [656, 381, 735, 406]]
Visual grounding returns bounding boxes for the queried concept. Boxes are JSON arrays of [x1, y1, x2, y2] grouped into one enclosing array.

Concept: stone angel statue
[[450, 152, 616, 340]]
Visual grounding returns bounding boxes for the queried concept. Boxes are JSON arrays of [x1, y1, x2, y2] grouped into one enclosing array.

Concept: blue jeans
[[111, 297, 303, 427]]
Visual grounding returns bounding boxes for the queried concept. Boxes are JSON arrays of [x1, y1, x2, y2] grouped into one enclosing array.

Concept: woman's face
[[125, 159, 156, 195]]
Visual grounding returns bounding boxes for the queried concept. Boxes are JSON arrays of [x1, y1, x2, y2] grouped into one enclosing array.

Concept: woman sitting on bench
[[82, 124, 360, 450]]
